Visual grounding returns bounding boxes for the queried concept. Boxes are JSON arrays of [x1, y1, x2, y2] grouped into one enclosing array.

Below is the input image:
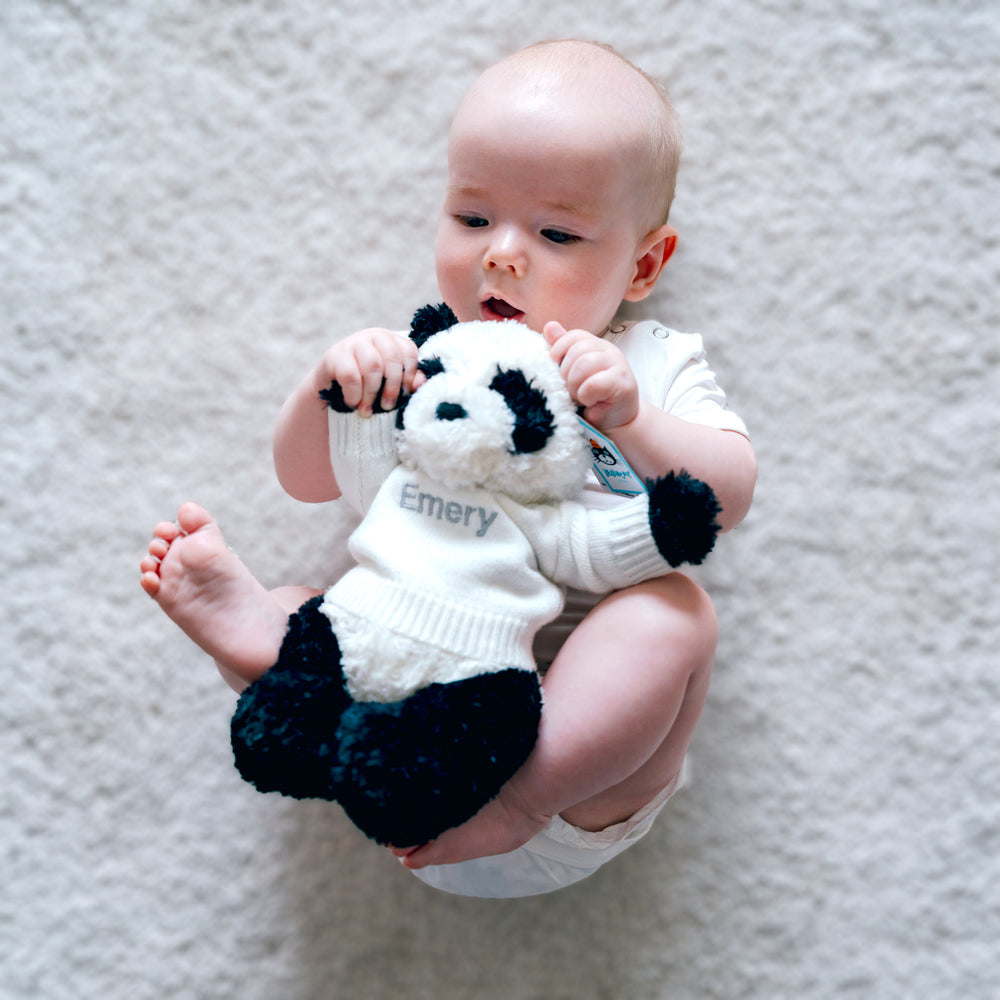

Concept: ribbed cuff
[[328, 410, 397, 459], [327, 412, 399, 512], [603, 496, 670, 583]]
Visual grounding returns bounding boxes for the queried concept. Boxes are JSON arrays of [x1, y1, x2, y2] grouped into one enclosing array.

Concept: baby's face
[[436, 78, 655, 337]]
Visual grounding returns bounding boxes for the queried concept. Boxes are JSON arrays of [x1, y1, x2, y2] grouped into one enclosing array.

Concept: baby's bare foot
[[140, 502, 289, 684]]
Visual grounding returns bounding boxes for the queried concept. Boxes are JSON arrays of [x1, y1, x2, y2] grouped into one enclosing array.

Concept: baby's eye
[[540, 229, 581, 245], [456, 214, 489, 229]]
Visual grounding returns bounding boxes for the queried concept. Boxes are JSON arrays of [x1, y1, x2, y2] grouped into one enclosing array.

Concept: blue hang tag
[[577, 417, 647, 496]]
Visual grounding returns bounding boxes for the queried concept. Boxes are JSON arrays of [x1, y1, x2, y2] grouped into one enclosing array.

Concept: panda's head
[[395, 317, 590, 504]]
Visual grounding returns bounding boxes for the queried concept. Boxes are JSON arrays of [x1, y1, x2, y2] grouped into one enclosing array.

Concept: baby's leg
[[544, 573, 718, 832], [140, 502, 320, 691], [395, 572, 717, 869]]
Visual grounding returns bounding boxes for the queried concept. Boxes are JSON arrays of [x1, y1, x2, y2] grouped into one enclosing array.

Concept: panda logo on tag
[[578, 417, 647, 496]]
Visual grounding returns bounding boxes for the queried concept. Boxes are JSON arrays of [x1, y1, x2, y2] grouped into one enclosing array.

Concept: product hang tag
[[578, 417, 647, 496]]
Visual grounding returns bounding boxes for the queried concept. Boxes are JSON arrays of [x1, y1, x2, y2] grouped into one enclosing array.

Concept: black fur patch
[[333, 669, 542, 846], [646, 470, 722, 566], [318, 381, 353, 413], [489, 368, 555, 454], [320, 379, 396, 414], [230, 595, 350, 801], [417, 356, 444, 379], [395, 357, 445, 429], [394, 398, 408, 430], [409, 302, 458, 347], [436, 402, 468, 421]]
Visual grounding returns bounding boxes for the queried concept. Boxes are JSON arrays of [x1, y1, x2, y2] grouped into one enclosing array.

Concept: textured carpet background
[[3, 2, 998, 998]]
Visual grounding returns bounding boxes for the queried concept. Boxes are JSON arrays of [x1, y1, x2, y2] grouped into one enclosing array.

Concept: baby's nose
[[436, 402, 468, 421], [484, 228, 527, 273]]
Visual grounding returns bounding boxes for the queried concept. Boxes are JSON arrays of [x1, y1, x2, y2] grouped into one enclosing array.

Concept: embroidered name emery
[[399, 482, 498, 537]]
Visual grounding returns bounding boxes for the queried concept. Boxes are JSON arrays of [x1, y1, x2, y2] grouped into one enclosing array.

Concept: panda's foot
[[334, 669, 543, 846], [140, 502, 287, 683]]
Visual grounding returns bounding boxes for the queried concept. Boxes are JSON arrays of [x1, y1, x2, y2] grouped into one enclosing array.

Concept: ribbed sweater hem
[[321, 568, 538, 671]]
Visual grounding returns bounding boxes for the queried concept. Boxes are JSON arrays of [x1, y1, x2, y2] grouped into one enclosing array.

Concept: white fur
[[325, 603, 516, 703]]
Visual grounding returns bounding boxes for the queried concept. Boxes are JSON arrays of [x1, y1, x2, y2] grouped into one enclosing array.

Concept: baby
[[140, 40, 757, 897]]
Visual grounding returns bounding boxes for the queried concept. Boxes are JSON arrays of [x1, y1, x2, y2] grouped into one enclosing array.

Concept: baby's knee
[[630, 573, 718, 656]]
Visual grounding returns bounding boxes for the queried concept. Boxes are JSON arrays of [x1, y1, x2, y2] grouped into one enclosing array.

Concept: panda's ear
[[409, 303, 458, 347]]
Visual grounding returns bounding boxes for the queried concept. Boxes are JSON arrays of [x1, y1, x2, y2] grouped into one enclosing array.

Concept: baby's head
[[502, 41, 683, 229], [436, 41, 683, 336]]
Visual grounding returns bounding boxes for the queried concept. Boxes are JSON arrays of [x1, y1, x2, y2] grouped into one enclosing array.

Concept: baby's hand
[[543, 321, 639, 431], [318, 327, 423, 416]]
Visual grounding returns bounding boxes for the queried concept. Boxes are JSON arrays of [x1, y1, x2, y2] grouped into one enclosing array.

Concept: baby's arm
[[609, 404, 756, 531], [544, 322, 757, 531], [273, 328, 422, 502]]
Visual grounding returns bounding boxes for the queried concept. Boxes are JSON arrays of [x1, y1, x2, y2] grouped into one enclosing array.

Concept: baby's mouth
[[482, 297, 524, 321]]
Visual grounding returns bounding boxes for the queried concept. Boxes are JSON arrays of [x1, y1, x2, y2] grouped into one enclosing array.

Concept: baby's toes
[[148, 536, 171, 560], [139, 564, 162, 596], [140, 553, 161, 576], [152, 519, 183, 544], [175, 502, 215, 535]]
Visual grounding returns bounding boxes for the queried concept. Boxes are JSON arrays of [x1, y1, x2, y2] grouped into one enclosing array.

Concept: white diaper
[[409, 758, 689, 898]]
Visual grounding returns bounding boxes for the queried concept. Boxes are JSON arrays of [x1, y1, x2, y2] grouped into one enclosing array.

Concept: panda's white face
[[395, 320, 590, 504]]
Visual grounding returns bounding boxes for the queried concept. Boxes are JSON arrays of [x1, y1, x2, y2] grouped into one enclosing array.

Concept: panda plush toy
[[230, 304, 721, 848]]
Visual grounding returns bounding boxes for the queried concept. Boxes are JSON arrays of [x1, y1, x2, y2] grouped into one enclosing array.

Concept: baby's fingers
[[542, 319, 567, 345], [350, 338, 392, 415], [543, 321, 606, 375], [358, 329, 422, 412], [542, 320, 574, 363], [379, 340, 422, 411], [325, 328, 416, 414]]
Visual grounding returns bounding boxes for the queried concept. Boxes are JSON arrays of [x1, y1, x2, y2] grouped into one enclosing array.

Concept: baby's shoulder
[[603, 319, 707, 368]]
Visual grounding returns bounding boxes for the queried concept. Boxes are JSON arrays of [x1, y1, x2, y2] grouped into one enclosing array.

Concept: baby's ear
[[624, 225, 677, 302], [409, 302, 458, 347]]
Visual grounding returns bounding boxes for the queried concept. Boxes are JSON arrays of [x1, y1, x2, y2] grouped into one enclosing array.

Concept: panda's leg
[[231, 595, 353, 801], [333, 668, 542, 847]]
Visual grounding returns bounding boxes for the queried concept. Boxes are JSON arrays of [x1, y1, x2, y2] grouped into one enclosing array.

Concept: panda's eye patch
[[489, 368, 555, 454], [418, 357, 445, 379], [396, 357, 445, 430]]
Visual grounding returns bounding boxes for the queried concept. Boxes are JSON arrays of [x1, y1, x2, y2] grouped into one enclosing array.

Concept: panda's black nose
[[436, 402, 468, 421]]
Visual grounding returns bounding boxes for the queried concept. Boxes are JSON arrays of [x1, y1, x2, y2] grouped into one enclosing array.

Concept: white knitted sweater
[[320, 413, 673, 703]]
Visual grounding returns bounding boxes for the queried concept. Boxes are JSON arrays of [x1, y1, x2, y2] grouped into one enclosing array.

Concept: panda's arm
[[509, 474, 720, 592], [325, 409, 399, 514]]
